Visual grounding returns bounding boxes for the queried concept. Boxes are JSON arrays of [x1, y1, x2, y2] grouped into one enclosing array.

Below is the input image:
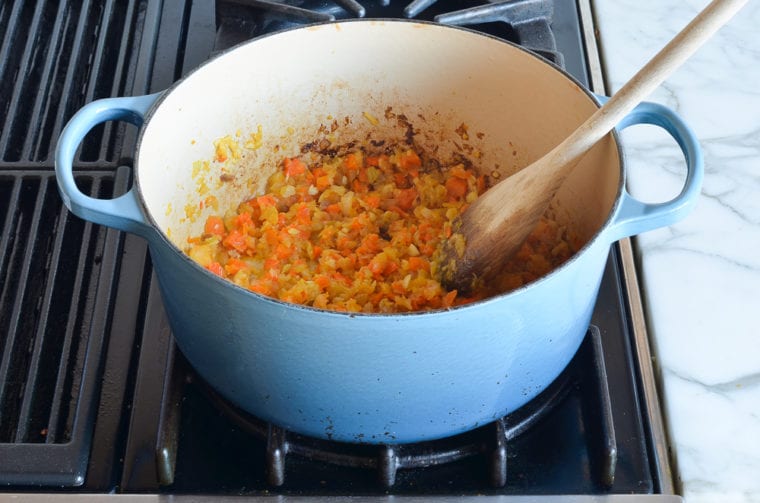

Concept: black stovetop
[[0, 0, 661, 496]]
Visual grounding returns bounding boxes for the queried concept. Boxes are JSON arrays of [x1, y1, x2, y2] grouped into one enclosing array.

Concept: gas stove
[[0, 0, 677, 500]]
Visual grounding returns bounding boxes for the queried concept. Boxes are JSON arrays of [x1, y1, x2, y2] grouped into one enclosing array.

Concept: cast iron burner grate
[[168, 326, 616, 489], [0, 0, 148, 486], [214, 0, 563, 66]]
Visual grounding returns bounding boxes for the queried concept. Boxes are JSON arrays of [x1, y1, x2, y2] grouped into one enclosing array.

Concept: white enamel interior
[[136, 21, 621, 250]]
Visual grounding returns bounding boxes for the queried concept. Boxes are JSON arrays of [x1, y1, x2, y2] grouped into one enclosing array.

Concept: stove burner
[[224, 0, 341, 23], [214, 0, 563, 65], [179, 326, 615, 489], [199, 368, 571, 488]]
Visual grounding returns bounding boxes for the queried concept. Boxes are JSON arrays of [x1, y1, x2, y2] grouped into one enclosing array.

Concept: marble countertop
[[593, 1, 760, 502]]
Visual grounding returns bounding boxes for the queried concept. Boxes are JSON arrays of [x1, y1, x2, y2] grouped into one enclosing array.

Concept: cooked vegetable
[[186, 139, 578, 313]]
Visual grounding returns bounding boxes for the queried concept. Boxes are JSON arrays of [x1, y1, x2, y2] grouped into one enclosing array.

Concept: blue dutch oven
[[55, 21, 701, 443]]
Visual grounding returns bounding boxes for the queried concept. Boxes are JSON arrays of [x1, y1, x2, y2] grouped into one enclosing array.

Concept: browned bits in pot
[[455, 123, 469, 141], [301, 140, 318, 153]]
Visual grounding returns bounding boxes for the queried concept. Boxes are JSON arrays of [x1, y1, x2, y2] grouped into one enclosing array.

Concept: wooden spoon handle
[[550, 0, 747, 175], [440, 0, 747, 291]]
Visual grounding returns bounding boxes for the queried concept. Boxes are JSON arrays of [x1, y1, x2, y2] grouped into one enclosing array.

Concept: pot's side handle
[[600, 97, 704, 243], [55, 93, 163, 240]]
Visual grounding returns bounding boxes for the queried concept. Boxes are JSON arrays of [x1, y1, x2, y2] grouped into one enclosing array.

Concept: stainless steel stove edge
[[581, 0, 676, 496], [0, 495, 684, 502]]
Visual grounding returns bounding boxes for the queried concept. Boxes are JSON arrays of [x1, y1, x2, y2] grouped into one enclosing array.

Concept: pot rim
[[132, 18, 626, 318]]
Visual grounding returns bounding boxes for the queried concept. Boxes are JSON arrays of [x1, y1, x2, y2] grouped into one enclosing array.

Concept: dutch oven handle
[[55, 93, 163, 240], [598, 96, 704, 243]]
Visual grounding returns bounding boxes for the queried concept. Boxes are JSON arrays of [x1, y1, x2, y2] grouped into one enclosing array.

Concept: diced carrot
[[275, 243, 293, 260], [207, 262, 225, 277], [445, 176, 468, 199], [325, 203, 342, 215], [204, 216, 225, 236], [283, 157, 307, 176], [263, 257, 279, 270], [357, 167, 369, 183], [420, 243, 436, 257], [388, 205, 409, 217], [384, 261, 399, 275], [349, 216, 364, 231], [263, 228, 278, 246], [224, 258, 247, 276], [394, 173, 409, 188], [352, 179, 368, 193], [316, 175, 332, 191], [314, 275, 330, 289], [416, 222, 434, 242], [407, 256, 430, 272], [391, 280, 407, 295], [364, 194, 381, 209], [344, 152, 362, 171], [249, 281, 271, 296], [442, 289, 458, 308], [332, 272, 351, 285], [223, 229, 247, 252], [398, 150, 421, 170], [336, 235, 355, 251], [368, 254, 386, 277], [396, 187, 418, 211], [295, 204, 311, 225], [255, 194, 277, 208], [235, 212, 253, 229], [295, 184, 312, 201]]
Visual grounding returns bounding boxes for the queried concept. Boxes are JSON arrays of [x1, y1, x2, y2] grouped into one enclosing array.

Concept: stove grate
[[0, 170, 128, 485], [213, 0, 562, 66], [144, 327, 616, 491], [0, 0, 153, 487], [0, 0, 143, 165]]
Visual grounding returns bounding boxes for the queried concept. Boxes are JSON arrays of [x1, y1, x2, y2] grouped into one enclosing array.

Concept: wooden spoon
[[438, 0, 746, 292]]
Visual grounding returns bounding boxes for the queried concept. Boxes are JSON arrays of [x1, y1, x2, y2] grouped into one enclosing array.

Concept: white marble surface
[[593, 0, 760, 501]]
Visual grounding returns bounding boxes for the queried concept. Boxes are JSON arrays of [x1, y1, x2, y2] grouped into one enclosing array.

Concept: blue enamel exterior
[[600, 97, 704, 242], [55, 93, 702, 444], [54, 94, 161, 238]]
